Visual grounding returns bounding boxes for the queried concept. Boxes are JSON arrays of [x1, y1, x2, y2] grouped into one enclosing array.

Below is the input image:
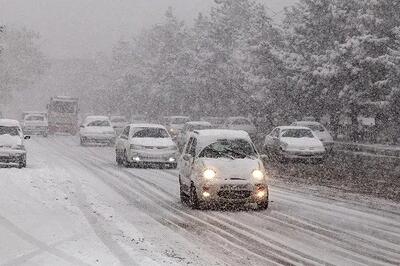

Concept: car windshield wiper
[[207, 148, 235, 160], [222, 147, 254, 159]]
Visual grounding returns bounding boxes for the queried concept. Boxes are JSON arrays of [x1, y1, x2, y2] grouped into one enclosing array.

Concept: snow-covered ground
[[1, 136, 399, 266]]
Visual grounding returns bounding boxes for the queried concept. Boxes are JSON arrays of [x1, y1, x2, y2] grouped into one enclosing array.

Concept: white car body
[[115, 124, 179, 168], [179, 129, 269, 209], [164, 116, 190, 139], [264, 126, 326, 160], [110, 115, 128, 135], [0, 119, 28, 168], [291, 121, 334, 151], [79, 116, 116, 145], [22, 112, 48, 137], [176, 121, 213, 149], [224, 117, 257, 139]]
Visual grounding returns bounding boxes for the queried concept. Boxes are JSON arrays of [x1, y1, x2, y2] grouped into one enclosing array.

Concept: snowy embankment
[[1, 136, 400, 265]]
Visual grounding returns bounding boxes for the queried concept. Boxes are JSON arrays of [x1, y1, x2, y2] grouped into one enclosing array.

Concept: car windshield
[[87, 120, 110, 127], [303, 124, 325, 132], [199, 139, 257, 159], [25, 115, 45, 121], [111, 118, 126, 123], [0, 126, 20, 136], [281, 129, 314, 138], [132, 128, 169, 138], [169, 117, 189, 124]]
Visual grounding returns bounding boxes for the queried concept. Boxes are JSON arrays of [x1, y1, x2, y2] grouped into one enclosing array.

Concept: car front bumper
[[0, 149, 26, 163], [81, 134, 116, 143], [129, 150, 178, 164], [196, 182, 269, 205]]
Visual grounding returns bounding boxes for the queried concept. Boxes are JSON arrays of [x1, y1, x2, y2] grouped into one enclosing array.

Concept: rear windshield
[[281, 129, 314, 138], [87, 120, 110, 127], [0, 126, 20, 136], [199, 139, 256, 159], [25, 115, 45, 121], [132, 128, 169, 138]]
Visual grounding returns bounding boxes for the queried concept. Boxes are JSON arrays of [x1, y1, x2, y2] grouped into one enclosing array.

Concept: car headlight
[[15, 145, 25, 150], [252, 170, 264, 181], [203, 169, 216, 180], [130, 144, 145, 150]]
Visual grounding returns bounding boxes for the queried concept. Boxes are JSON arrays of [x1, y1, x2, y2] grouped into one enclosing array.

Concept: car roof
[[0, 119, 21, 127], [191, 129, 252, 150], [129, 123, 167, 130], [185, 121, 212, 126], [293, 121, 322, 125], [277, 126, 312, 130]]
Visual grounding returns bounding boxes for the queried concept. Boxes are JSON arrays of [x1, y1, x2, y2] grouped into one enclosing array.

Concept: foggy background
[[0, 0, 296, 59]]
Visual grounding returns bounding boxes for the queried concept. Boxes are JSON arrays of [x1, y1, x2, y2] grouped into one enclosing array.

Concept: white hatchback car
[[115, 124, 179, 168], [0, 119, 29, 168], [79, 116, 116, 146], [179, 129, 269, 210], [291, 121, 334, 151], [263, 126, 326, 162]]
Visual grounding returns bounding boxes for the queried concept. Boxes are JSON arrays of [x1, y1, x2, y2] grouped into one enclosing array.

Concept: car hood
[[199, 158, 262, 180], [281, 137, 323, 149], [0, 135, 22, 148], [23, 121, 48, 127], [313, 131, 333, 142], [81, 126, 115, 134], [130, 137, 175, 147]]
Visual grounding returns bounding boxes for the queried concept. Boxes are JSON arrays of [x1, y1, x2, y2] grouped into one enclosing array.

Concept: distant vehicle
[[201, 117, 226, 128], [164, 116, 190, 139], [176, 121, 213, 150], [263, 126, 326, 162], [130, 114, 147, 124], [79, 116, 116, 146], [22, 112, 48, 137], [47, 96, 79, 135], [115, 124, 179, 169], [0, 119, 30, 168], [110, 115, 128, 135], [291, 121, 334, 151], [223, 117, 257, 140], [179, 129, 269, 210]]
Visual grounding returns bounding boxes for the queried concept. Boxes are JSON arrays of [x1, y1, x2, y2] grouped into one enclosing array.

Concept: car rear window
[[132, 128, 169, 138]]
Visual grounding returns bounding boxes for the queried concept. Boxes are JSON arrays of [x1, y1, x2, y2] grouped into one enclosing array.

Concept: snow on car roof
[[129, 123, 167, 129], [186, 121, 212, 126], [0, 119, 21, 127], [293, 121, 322, 125], [194, 129, 252, 150], [278, 126, 312, 130]]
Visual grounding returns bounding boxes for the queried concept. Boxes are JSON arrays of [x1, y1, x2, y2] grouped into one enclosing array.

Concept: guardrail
[[334, 142, 400, 158]]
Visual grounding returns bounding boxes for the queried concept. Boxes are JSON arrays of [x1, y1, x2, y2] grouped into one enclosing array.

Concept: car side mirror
[[183, 154, 192, 161], [24, 135, 31, 140]]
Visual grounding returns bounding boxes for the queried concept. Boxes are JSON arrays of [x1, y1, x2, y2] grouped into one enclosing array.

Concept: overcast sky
[[0, 0, 297, 59]]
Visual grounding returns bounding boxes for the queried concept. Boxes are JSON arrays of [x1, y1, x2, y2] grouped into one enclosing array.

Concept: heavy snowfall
[[0, 0, 399, 265]]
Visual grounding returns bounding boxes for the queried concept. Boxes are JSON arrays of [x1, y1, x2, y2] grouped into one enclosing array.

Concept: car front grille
[[218, 190, 252, 200]]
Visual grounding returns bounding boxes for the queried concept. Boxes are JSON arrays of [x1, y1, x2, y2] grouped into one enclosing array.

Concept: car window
[[132, 128, 169, 138], [199, 139, 257, 159], [0, 126, 20, 136], [87, 120, 110, 127], [185, 137, 194, 154], [281, 129, 314, 138]]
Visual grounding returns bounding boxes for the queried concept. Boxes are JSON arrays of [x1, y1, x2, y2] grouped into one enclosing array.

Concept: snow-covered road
[[1, 137, 399, 266]]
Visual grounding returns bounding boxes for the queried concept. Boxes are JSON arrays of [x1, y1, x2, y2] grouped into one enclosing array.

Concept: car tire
[[189, 184, 200, 209], [258, 201, 269, 210], [179, 177, 189, 204], [123, 150, 130, 168]]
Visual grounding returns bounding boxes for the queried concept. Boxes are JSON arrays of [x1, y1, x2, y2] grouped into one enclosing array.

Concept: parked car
[[176, 121, 213, 150], [201, 117, 226, 128], [223, 117, 257, 140], [110, 115, 128, 135], [22, 112, 48, 137], [263, 126, 326, 162], [291, 121, 334, 151], [115, 124, 179, 168], [164, 116, 190, 139], [79, 116, 116, 146], [178, 129, 269, 210], [0, 119, 29, 168]]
